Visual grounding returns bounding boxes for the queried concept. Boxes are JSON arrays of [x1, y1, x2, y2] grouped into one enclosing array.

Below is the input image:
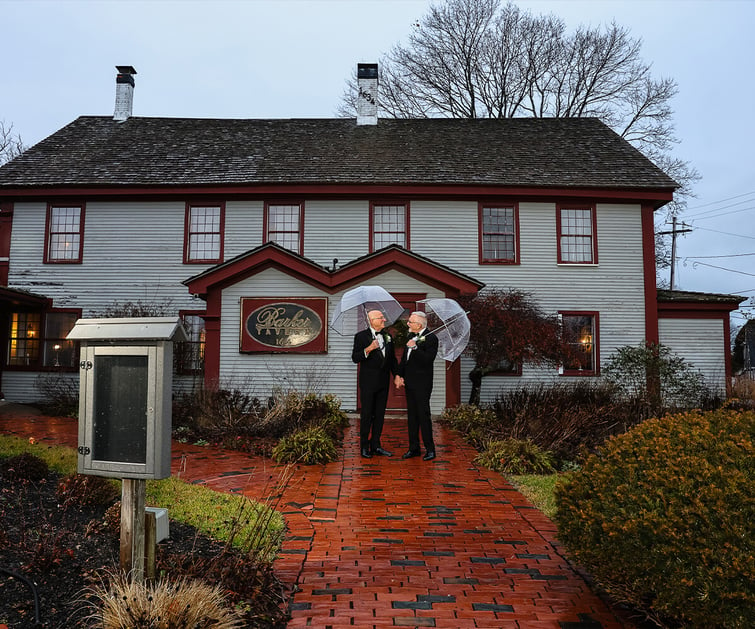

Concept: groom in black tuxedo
[[395, 311, 439, 460], [351, 310, 398, 458]]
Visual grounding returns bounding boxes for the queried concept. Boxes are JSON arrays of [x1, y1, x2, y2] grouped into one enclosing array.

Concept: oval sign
[[245, 303, 323, 348]]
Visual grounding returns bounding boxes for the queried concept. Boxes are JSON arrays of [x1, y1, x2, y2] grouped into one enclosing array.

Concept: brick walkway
[[0, 404, 632, 628]]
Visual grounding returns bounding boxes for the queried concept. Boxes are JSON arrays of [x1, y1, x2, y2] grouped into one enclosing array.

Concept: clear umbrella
[[330, 285, 405, 335], [418, 298, 471, 362]]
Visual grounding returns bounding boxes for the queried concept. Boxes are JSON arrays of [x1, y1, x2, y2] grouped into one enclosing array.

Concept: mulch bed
[[0, 466, 290, 628]]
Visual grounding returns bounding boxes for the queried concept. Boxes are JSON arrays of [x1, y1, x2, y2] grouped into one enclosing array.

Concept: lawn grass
[[508, 473, 560, 519], [0, 434, 285, 558]]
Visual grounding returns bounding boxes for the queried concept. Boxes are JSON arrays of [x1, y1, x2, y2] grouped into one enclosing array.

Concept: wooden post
[[120, 478, 146, 581], [144, 509, 157, 581]]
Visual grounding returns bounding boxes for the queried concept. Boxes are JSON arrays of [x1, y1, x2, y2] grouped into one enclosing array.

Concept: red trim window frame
[[44, 203, 85, 263], [559, 311, 599, 376], [479, 202, 519, 264], [6, 308, 81, 370], [370, 202, 409, 252], [176, 310, 206, 374], [184, 203, 225, 264], [556, 204, 598, 264], [264, 201, 304, 255]]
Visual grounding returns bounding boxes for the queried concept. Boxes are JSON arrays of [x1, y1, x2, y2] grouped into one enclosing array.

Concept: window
[[45, 204, 84, 263], [265, 203, 303, 254], [184, 204, 224, 263], [8, 312, 40, 366], [7, 310, 79, 368], [491, 356, 522, 376], [480, 204, 518, 263], [560, 312, 598, 375], [42, 312, 79, 368], [176, 313, 205, 374], [557, 206, 597, 263], [371, 203, 408, 250]]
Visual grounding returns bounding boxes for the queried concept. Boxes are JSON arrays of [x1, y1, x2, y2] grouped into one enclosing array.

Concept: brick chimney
[[357, 63, 378, 126], [114, 65, 137, 121]]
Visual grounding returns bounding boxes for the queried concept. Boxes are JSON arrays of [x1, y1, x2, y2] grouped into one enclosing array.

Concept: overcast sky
[[3, 0, 753, 325]]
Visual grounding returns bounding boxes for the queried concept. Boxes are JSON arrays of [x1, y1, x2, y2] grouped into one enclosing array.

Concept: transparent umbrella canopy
[[418, 298, 471, 362], [330, 285, 405, 335]]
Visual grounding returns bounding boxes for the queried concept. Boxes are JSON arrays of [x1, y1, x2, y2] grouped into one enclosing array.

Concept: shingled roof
[[0, 115, 678, 191]]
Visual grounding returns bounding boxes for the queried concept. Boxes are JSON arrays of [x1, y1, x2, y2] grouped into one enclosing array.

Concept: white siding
[[9, 201, 200, 314], [659, 318, 727, 394], [6, 196, 660, 409]]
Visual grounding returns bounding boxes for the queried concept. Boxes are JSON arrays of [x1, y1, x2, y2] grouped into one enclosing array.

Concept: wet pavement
[[0, 403, 632, 628]]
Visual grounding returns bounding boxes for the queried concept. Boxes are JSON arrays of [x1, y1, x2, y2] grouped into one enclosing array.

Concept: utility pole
[[656, 216, 693, 289]]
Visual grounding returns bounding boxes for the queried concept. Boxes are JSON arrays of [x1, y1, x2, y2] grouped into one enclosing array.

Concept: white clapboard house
[[0, 65, 743, 412]]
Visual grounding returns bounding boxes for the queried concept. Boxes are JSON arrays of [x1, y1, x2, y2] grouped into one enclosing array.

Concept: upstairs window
[[480, 204, 518, 263], [557, 205, 597, 263], [559, 312, 598, 375], [371, 203, 408, 251], [184, 204, 224, 263], [265, 203, 303, 254], [45, 204, 84, 263]]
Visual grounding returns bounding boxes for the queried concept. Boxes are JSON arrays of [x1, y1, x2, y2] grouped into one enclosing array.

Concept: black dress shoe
[[373, 447, 393, 457], [402, 450, 421, 459], [361, 448, 372, 458], [423, 451, 436, 461]]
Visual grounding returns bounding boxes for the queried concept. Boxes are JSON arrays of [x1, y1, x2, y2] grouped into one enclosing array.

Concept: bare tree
[[338, 0, 699, 224], [0, 120, 26, 166]]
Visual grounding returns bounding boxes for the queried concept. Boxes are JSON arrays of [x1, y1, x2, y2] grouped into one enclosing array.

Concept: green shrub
[[474, 438, 555, 475], [272, 425, 338, 465], [554, 409, 755, 628], [602, 342, 719, 413]]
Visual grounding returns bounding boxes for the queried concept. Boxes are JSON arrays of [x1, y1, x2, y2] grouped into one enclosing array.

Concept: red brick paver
[[0, 405, 632, 628]]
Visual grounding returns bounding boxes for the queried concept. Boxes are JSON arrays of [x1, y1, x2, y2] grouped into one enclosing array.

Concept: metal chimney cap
[[357, 63, 378, 79], [115, 65, 137, 75]]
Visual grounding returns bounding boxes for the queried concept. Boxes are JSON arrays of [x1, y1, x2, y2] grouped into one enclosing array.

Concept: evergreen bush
[[554, 409, 755, 628], [474, 438, 555, 475], [271, 425, 338, 464]]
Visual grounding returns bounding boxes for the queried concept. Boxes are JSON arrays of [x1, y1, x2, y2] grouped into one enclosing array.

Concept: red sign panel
[[240, 298, 327, 353]]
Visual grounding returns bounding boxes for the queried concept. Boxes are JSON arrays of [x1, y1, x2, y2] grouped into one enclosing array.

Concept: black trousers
[[360, 385, 389, 450], [405, 386, 434, 453]]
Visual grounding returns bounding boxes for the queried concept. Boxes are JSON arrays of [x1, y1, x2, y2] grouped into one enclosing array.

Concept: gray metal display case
[[67, 317, 188, 480]]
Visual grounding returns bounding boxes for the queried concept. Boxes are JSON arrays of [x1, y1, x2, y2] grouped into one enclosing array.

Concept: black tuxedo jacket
[[352, 328, 398, 392], [398, 330, 439, 392]]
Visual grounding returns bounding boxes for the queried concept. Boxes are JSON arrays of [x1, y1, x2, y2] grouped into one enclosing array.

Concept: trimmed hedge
[[554, 409, 755, 628]]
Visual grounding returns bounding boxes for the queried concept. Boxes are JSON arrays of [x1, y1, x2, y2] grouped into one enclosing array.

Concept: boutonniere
[[381, 332, 392, 343], [416, 335, 425, 344]]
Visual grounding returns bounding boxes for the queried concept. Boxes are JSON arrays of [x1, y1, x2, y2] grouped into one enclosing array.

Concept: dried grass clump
[[87, 573, 245, 628]]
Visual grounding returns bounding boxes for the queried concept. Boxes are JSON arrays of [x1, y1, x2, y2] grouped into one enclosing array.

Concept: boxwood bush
[[554, 409, 755, 628]]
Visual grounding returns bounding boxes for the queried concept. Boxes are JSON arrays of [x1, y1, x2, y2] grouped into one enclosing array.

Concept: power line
[[686, 252, 755, 260], [685, 260, 755, 278], [691, 225, 755, 240], [687, 204, 755, 221], [686, 190, 755, 213]]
